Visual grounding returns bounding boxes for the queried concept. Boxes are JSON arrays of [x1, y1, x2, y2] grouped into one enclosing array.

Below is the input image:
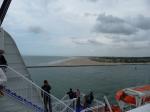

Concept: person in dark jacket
[[0, 54, 7, 66], [41, 80, 52, 112], [76, 97, 83, 112], [0, 54, 7, 72], [67, 88, 74, 99], [88, 92, 94, 105]]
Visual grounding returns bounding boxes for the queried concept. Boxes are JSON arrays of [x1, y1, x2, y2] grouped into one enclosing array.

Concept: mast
[[0, 0, 12, 26]]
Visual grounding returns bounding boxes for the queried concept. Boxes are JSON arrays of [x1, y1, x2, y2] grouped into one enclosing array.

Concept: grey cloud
[[86, 0, 99, 2], [145, 0, 150, 5], [97, 14, 124, 23], [72, 40, 87, 45], [84, 12, 98, 17], [72, 38, 103, 46], [87, 39, 103, 45], [110, 37, 129, 43], [132, 15, 150, 30], [111, 30, 150, 42], [94, 14, 138, 35], [28, 26, 45, 34], [110, 30, 150, 49], [124, 41, 150, 49], [0, 0, 3, 6]]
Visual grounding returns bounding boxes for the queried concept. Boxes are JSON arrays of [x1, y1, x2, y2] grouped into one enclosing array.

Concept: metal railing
[[0, 68, 7, 84], [60, 92, 105, 112], [0, 65, 74, 112]]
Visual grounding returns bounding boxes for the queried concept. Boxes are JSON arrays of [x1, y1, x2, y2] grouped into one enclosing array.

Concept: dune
[[50, 57, 108, 66]]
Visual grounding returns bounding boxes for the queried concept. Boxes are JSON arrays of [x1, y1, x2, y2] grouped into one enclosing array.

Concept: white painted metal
[[1, 65, 74, 112], [60, 92, 105, 112], [125, 88, 144, 97], [127, 103, 150, 112], [0, 68, 7, 84], [104, 96, 113, 112], [0, 28, 4, 52], [0, 29, 42, 112], [0, 29, 74, 112]]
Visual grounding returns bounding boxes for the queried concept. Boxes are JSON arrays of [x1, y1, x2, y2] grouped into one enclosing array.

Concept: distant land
[[26, 56, 150, 68], [50, 56, 150, 67], [89, 57, 150, 63]]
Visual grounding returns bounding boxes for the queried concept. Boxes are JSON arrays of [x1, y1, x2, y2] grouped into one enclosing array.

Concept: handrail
[[80, 92, 104, 105], [104, 96, 113, 112], [60, 92, 105, 112], [0, 65, 74, 112], [61, 94, 69, 101], [0, 68, 7, 83], [81, 105, 104, 112]]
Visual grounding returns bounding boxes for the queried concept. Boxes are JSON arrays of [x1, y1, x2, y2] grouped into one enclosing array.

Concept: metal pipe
[[0, 0, 12, 26]]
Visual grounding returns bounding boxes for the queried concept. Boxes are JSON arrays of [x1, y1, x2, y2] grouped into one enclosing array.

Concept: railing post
[[104, 96, 113, 112]]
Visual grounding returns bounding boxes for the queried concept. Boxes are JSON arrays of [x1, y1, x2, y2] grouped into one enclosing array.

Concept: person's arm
[[49, 85, 51, 90], [41, 86, 44, 97]]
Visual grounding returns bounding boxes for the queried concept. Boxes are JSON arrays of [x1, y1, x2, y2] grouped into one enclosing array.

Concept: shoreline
[[27, 63, 150, 68], [27, 57, 150, 68]]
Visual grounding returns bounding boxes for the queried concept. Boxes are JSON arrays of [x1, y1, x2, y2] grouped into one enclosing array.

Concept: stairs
[[2, 86, 44, 112], [0, 94, 33, 112], [0, 66, 74, 112], [0, 29, 74, 112]]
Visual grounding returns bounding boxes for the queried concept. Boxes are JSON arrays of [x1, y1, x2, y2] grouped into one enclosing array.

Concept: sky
[[1, 0, 150, 56]]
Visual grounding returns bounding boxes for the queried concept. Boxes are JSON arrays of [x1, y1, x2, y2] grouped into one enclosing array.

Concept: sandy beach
[[51, 57, 102, 66], [26, 57, 150, 68], [44, 57, 150, 66]]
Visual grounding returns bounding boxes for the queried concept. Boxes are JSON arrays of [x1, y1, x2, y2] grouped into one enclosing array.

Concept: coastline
[[27, 57, 150, 68], [48, 57, 150, 65]]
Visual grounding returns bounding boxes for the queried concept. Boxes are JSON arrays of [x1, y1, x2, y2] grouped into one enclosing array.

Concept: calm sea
[[23, 56, 150, 103]]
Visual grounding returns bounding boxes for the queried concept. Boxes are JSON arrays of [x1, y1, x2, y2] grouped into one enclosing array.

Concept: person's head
[[44, 80, 48, 85], [77, 89, 79, 91], [90, 91, 93, 95], [70, 88, 72, 91], [0, 50, 4, 54]]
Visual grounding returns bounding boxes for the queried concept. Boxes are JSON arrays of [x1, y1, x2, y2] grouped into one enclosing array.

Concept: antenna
[[0, 0, 12, 26]]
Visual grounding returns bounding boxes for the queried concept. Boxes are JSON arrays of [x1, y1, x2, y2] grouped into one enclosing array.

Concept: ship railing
[[61, 94, 69, 101], [0, 65, 74, 112], [0, 68, 7, 83], [80, 98, 105, 112], [80, 93, 105, 111], [60, 92, 105, 112], [81, 105, 105, 112]]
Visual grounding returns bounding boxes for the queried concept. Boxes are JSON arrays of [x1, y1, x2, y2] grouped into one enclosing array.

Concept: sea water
[[23, 56, 150, 103]]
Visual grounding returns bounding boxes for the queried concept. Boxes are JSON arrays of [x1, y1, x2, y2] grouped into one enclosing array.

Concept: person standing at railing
[[0, 68, 7, 96], [88, 91, 94, 105], [83, 95, 89, 109], [76, 89, 80, 98], [0, 53, 7, 72], [67, 88, 74, 99], [76, 97, 83, 112], [41, 80, 52, 112]]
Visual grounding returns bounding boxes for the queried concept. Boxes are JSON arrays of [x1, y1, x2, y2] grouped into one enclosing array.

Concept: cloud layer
[[94, 14, 138, 35], [2, 0, 150, 56]]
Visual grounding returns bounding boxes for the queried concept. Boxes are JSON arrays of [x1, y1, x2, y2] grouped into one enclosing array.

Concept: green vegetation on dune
[[90, 57, 150, 63]]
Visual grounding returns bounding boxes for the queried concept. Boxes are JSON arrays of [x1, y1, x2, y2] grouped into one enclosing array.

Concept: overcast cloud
[[94, 14, 138, 35], [1, 0, 150, 56]]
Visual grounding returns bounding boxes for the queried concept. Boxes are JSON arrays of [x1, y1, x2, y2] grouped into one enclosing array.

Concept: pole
[[0, 0, 12, 26]]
